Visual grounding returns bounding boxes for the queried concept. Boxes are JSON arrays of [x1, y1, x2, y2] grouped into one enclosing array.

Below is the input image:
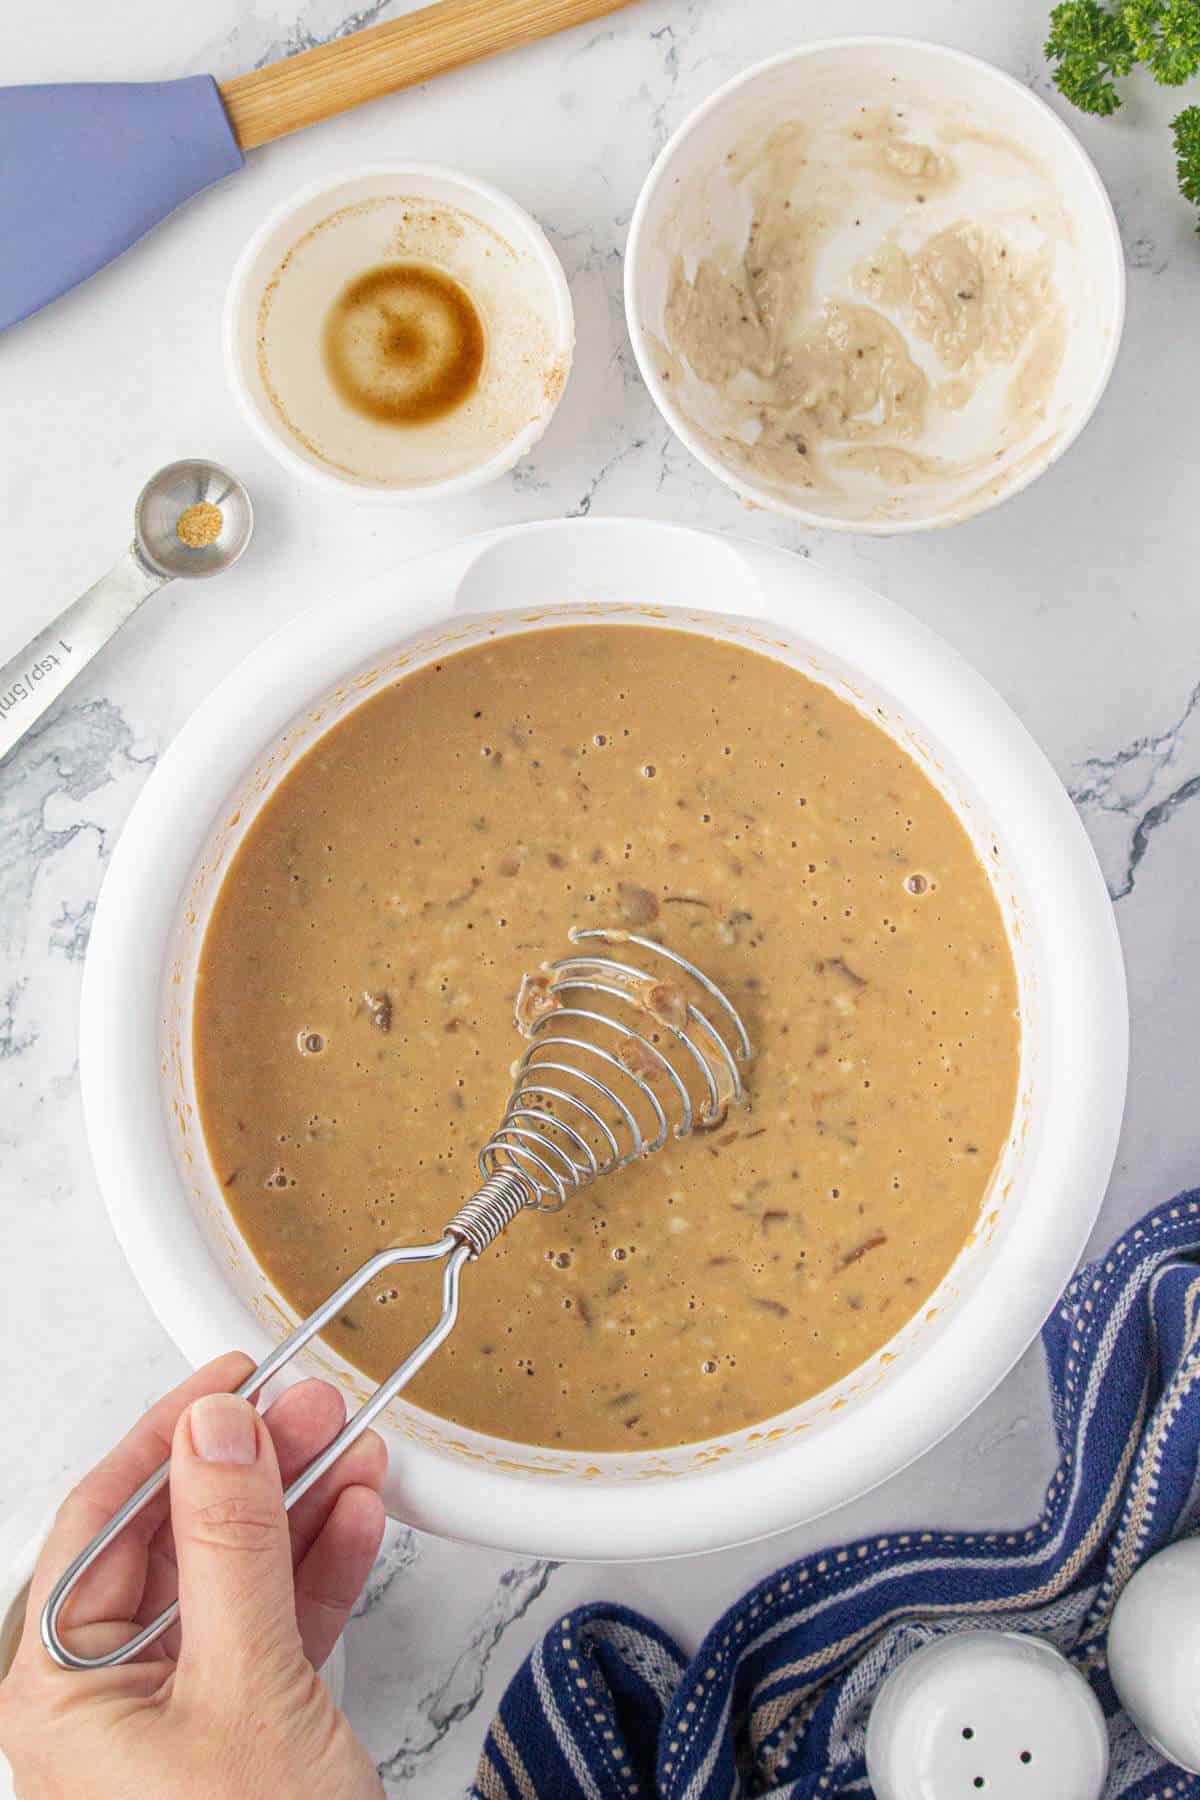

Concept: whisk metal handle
[[41, 928, 751, 1672], [41, 1233, 468, 1672]]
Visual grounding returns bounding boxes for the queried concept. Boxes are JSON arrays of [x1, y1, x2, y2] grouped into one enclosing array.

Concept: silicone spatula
[[0, 0, 636, 333]]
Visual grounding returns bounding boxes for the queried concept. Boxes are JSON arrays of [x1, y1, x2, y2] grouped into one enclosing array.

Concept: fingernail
[[190, 1393, 259, 1466]]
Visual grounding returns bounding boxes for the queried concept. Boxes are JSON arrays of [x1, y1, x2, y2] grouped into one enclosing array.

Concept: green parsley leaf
[[1047, 0, 1200, 225], [1046, 0, 1137, 113], [1173, 104, 1200, 214], [1121, 0, 1200, 84]]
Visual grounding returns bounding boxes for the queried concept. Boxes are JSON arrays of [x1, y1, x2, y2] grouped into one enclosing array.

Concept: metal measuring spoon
[[0, 460, 253, 763]]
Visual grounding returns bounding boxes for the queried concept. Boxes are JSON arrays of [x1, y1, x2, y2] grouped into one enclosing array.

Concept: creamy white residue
[[653, 108, 1067, 510]]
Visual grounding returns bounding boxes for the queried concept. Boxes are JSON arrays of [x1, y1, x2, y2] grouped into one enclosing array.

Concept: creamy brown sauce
[[654, 110, 1066, 506], [194, 626, 1019, 1451]]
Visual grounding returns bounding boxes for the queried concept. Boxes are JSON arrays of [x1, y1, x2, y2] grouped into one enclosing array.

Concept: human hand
[[0, 1354, 387, 1799]]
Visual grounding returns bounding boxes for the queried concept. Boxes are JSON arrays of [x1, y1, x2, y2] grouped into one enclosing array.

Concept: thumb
[[170, 1391, 302, 1688]]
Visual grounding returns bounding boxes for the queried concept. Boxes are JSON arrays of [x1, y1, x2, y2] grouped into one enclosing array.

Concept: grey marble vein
[[647, 21, 682, 154], [548, 219, 621, 279], [0, 699, 154, 957], [644, 1, 711, 154], [1070, 678, 1200, 900], [510, 457, 552, 496], [353, 1524, 421, 1619], [568, 436, 649, 517], [253, 0, 396, 67], [374, 1559, 558, 1783], [48, 898, 96, 962], [49, 1055, 81, 1103], [1114, 771, 1200, 902], [971, 1412, 1035, 1461], [1126, 229, 1168, 275], [0, 979, 34, 1062], [566, 22, 624, 65]]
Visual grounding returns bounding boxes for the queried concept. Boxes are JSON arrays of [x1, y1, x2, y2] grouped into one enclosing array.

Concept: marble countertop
[[3, 0, 1200, 1789]]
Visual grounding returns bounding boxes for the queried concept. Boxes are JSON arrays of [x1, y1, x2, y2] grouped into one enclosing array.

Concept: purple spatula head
[[0, 76, 243, 332]]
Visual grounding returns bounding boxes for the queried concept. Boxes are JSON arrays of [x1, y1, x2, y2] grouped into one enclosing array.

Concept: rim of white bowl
[[79, 519, 1127, 1561], [624, 36, 1127, 534], [223, 162, 575, 503]]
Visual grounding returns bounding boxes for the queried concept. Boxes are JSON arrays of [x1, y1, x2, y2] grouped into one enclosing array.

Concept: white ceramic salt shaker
[[1107, 1537, 1200, 1774], [865, 1631, 1109, 1800]]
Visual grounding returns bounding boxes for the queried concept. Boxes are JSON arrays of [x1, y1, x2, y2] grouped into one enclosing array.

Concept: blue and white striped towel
[[472, 1193, 1200, 1798]]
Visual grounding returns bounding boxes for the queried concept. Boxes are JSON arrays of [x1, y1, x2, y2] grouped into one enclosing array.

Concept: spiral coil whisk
[[477, 927, 751, 1217], [43, 927, 751, 1671]]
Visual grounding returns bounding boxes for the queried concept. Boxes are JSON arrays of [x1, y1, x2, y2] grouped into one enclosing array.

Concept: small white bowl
[[224, 165, 574, 502], [625, 38, 1125, 532]]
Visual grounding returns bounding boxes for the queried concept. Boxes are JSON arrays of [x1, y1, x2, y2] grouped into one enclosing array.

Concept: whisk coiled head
[[476, 928, 753, 1214]]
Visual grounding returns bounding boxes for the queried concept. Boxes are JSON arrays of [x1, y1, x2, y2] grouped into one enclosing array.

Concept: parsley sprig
[[1046, 0, 1200, 227], [1175, 102, 1200, 204]]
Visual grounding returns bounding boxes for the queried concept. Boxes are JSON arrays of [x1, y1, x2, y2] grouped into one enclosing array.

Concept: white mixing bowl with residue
[[626, 39, 1125, 532], [79, 519, 1126, 1560]]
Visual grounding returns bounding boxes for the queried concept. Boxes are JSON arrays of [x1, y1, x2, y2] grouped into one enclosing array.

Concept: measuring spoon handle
[[0, 547, 168, 763]]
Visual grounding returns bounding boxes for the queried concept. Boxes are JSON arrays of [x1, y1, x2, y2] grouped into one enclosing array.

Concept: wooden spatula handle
[[219, 0, 638, 151]]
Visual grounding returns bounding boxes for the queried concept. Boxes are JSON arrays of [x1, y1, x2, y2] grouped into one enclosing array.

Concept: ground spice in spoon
[[176, 501, 223, 548]]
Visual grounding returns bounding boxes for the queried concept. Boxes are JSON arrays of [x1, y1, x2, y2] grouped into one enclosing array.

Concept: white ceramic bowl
[[80, 519, 1126, 1561], [625, 39, 1125, 531], [224, 165, 574, 501]]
